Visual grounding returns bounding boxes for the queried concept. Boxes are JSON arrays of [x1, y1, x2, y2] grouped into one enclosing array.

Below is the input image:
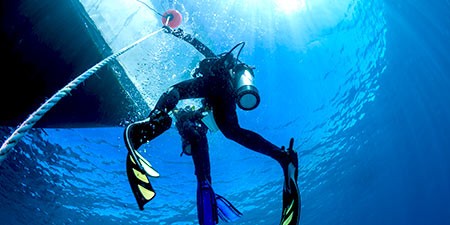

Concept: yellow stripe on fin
[[282, 211, 294, 225], [282, 200, 295, 225], [130, 155, 136, 164], [132, 168, 149, 183], [284, 200, 294, 215], [138, 184, 155, 200]]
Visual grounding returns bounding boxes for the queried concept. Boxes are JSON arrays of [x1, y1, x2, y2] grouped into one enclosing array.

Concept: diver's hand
[[162, 26, 184, 38], [162, 25, 172, 33]]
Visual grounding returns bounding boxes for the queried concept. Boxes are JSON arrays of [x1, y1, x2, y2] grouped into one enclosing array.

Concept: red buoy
[[161, 9, 182, 28]]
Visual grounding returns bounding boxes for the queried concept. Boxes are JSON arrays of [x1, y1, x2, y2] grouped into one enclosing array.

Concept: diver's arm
[[163, 26, 216, 58]]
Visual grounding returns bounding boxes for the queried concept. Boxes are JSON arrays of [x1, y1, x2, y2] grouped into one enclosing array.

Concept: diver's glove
[[162, 25, 185, 38], [162, 25, 172, 33]]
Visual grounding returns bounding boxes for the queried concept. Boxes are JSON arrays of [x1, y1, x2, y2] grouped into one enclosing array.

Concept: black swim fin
[[279, 138, 301, 225], [126, 151, 159, 210]]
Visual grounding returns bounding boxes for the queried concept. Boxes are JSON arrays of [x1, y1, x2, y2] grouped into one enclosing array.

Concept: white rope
[[0, 28, 164, 164]]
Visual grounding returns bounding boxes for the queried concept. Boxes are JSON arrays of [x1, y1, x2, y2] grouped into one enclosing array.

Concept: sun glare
[[275, 0, 306, 14]]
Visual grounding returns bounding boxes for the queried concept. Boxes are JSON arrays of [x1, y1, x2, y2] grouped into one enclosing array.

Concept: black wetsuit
[[174, 107, 211, 182], [156, 27, 286, 164]]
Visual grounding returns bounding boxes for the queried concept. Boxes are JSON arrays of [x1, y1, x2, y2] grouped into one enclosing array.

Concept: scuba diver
[[124, 23, 301, 224]]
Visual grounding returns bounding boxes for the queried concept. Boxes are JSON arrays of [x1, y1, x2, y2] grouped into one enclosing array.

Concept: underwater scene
[[1, 0, 449, 224]]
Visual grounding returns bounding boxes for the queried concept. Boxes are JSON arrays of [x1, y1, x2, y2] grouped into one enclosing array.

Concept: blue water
[[1, 0, 450, 224]]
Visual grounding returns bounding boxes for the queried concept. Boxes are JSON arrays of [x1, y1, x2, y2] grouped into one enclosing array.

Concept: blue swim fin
[[197, 181, 243, 224], [197, 181, 218, 225], [216, 194, 243, 222]]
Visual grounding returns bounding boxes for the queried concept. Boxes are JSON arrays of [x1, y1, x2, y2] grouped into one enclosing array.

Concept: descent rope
[[0, 28, 164, 164]]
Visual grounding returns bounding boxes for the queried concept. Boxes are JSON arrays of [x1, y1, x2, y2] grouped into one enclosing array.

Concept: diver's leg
[[190, 129, 212, 184], [212, 99, 288, 163], [155, 78, 208, 113], [213, 100, 300, 224], [177, 118, 211, 183], [188, 126, 216, 225], [124, 78, 207, 151], [212, 98, 298, 177]]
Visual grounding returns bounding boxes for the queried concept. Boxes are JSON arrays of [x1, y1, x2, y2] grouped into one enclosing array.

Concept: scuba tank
[[230, 63, 260, 111], [194, 45, 261, 111]]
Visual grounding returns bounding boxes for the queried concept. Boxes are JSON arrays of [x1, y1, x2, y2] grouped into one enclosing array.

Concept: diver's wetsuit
[[153, 27, 287, 164]]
